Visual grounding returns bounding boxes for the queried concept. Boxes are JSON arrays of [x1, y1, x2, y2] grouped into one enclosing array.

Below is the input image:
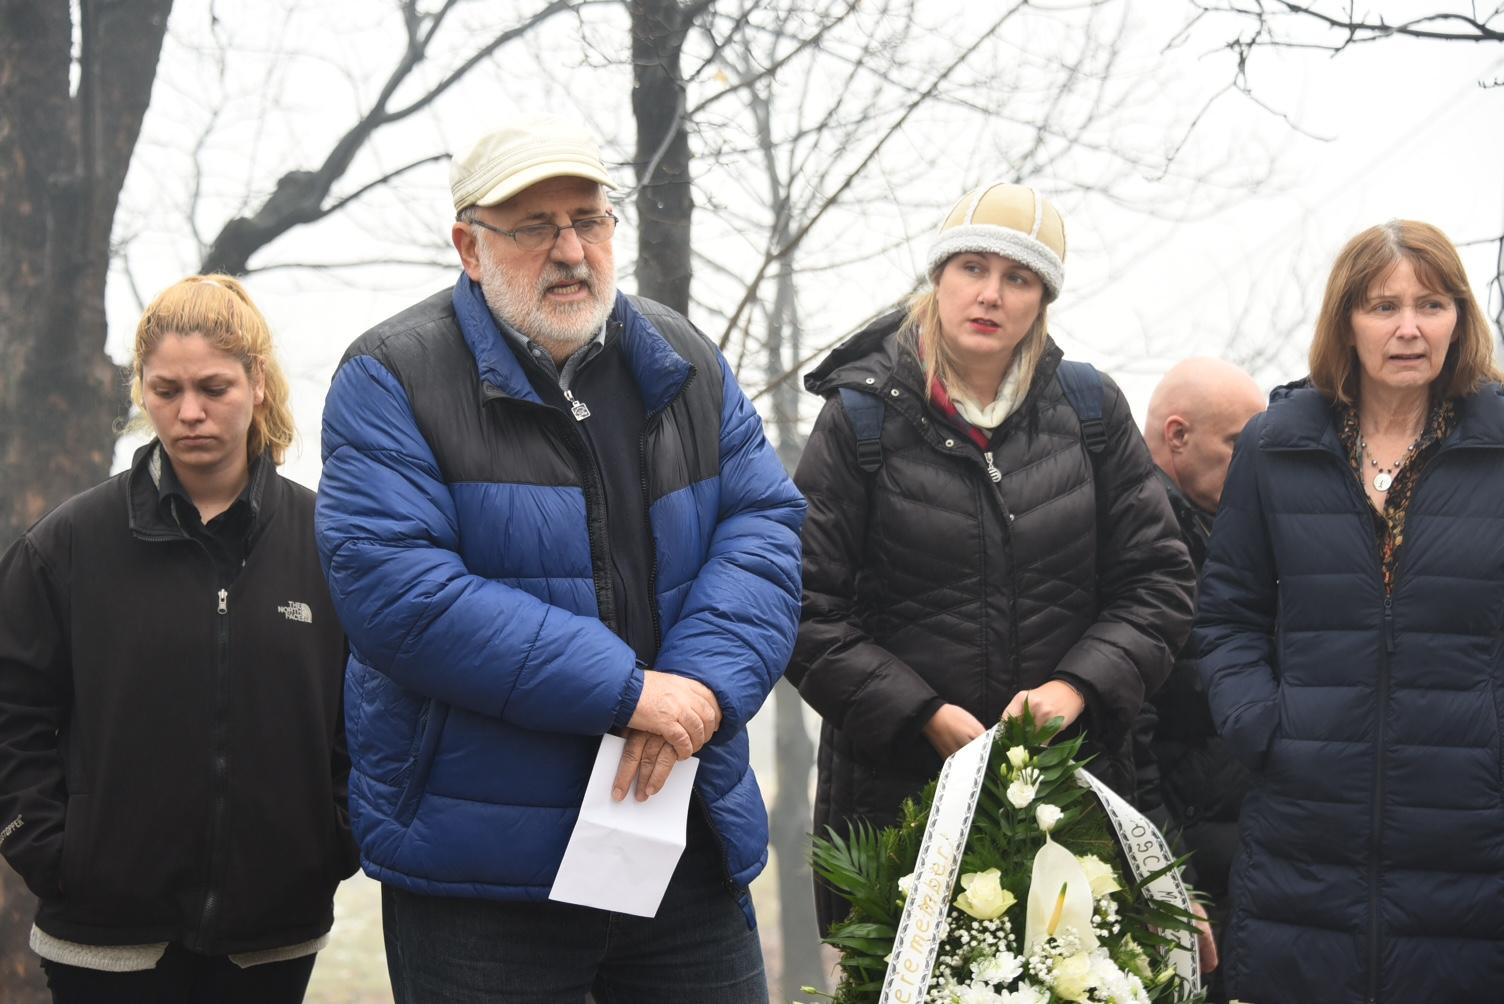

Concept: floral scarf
[[1336, 398, 1455, 595]]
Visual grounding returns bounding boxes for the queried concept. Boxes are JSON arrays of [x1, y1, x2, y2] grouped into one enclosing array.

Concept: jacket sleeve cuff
[[611, 663, 646, 731], [907, 695, 948, 743], [1051, 671, 1107, 739]]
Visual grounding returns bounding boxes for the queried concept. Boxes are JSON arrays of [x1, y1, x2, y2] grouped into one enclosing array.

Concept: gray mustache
[[540, 264, 594, 291]]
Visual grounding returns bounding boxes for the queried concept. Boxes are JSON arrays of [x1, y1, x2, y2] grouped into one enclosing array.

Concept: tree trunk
[[766, 251, 821, 999], [0, 2, 172, 995], [629, 0, 699, 315], [769, 681, 821, 997]]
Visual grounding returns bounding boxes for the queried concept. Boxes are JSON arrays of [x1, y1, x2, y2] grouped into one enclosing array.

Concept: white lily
[[1023, 835, 1099, 954]]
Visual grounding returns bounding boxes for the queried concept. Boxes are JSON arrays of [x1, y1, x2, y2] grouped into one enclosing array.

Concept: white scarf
[[952, 360, 1026, 432]]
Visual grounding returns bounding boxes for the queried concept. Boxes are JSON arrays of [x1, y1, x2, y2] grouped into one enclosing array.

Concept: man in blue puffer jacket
[[314, 117, 804, 1002]]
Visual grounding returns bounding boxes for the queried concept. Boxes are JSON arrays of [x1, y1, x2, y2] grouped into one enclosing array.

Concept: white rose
[[954, 867, 1018, 920], [898, 871, 916, 900], [1007, 779, 1037, 808], [1007, 745, 1031, 769], [1076, 854, 1122, 897], [1035, 803, 1063, 833], [1051, 951, 1097, 1001]]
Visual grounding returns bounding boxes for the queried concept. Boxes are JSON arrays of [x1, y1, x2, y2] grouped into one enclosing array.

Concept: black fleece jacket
[[0, 443, 356, 954]]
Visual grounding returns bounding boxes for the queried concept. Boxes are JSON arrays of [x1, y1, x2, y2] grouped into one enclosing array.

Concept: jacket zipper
[[976, 450, 1019, 712], [484, 381, 620, 633], [983, 451, 1002, 483], [899, 399, 1019, 719], [158, 494, 237, 953], [1341, 447, 1449, 1004], [534, 399, 621, 631], [1327, 454, 1391, 1004], [194, 578, 233, 951]]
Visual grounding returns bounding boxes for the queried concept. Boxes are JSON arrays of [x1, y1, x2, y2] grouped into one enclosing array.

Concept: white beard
[[476, 242, 617, 356]]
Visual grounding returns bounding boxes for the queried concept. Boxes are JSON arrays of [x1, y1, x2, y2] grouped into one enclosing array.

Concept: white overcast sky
[[105, 2, 1504, 488]]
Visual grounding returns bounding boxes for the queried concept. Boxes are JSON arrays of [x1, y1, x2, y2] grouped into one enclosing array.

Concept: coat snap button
[[944, 438, 955, 447], [864, 377, 876, 385], [889, 388, 900, 397]]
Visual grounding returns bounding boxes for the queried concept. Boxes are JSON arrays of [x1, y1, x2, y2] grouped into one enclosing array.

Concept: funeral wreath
[[804, 709, 1206, 1004]]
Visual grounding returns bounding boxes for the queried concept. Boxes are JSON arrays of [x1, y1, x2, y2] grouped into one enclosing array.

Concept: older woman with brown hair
[[1195, 220, 1504, 1003]]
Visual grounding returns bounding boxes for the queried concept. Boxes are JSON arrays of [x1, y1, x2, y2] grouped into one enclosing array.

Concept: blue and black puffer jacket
[[1195, 381, 1504, 1004], [315, 278, 804, 916]]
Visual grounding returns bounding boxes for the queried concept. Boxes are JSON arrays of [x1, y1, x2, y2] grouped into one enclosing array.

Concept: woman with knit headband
[[788, 182, 1196, 934], [0, 276, 355, 1001]]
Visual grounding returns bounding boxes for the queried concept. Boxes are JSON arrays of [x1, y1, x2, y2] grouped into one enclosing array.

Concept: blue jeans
[[382, 815, 767, 1002]]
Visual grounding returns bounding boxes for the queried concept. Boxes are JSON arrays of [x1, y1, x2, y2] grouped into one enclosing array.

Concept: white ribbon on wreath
[[877, 727, 1199, 1003]]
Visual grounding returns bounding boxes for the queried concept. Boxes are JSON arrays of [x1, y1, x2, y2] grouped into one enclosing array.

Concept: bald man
[[1136, 358, 1264, 1002]]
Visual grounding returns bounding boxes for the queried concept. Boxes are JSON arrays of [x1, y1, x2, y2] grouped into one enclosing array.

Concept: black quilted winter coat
[[1195, 382, 1504, 1004], [788, 313, 1195, 931]]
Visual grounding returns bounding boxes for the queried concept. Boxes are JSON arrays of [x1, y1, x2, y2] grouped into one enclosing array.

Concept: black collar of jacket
[[126, 440, 274, 543], [1154, 466, 1211, 565], [1257, 379, 1504, 455]]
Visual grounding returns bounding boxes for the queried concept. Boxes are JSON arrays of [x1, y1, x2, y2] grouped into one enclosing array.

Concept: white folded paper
[[548, 733, 699, 917]]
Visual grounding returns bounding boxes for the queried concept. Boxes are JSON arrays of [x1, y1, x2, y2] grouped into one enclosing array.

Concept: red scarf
[[928, 377, 990, 451]]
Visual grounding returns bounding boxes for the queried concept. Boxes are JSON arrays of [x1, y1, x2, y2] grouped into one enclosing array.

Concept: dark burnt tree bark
[[629, 0, 712, 315], [0, 3, 174, 996]]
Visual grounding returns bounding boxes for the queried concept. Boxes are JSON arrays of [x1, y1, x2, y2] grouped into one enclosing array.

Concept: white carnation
[[971, 951, 1024, 985]]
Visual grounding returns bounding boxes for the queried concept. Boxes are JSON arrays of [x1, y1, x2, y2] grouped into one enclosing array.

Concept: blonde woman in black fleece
[[0, 276, 355, 1002]]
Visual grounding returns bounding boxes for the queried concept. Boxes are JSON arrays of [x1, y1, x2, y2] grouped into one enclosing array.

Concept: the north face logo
[[277, 601, 313, 624]]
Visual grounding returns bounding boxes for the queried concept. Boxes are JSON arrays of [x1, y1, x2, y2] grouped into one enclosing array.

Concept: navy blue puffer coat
[[1195, 381, 1504, 1004]]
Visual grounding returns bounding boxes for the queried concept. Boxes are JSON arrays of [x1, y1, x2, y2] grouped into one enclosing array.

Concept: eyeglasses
[[464, 211, 617, 252]]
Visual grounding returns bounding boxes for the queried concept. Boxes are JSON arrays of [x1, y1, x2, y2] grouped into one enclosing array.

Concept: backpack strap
[[1055, 360, 1107, 455], [837, 387, 886, 473]]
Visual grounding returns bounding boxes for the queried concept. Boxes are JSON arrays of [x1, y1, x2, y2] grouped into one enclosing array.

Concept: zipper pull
[[563, 388, 591, 422], [217, 589, 228, 615], [983, 451, 1002, 483], [1383, 597, 1395, 653]]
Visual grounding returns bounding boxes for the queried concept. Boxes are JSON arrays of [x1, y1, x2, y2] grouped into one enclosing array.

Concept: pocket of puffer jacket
[[393, 701, 449, 827]]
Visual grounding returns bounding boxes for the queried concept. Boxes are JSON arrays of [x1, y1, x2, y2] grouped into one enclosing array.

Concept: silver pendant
[[1373, 472, 1393, 492]]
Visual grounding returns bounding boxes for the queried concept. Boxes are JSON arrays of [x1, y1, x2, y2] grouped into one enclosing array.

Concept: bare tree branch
[[198, 0, 597, 274], [716, 0, 1033, 348]]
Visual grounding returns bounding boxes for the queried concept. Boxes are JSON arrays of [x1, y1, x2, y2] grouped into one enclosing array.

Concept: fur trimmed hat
[[926, 183, 1067, 299]]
